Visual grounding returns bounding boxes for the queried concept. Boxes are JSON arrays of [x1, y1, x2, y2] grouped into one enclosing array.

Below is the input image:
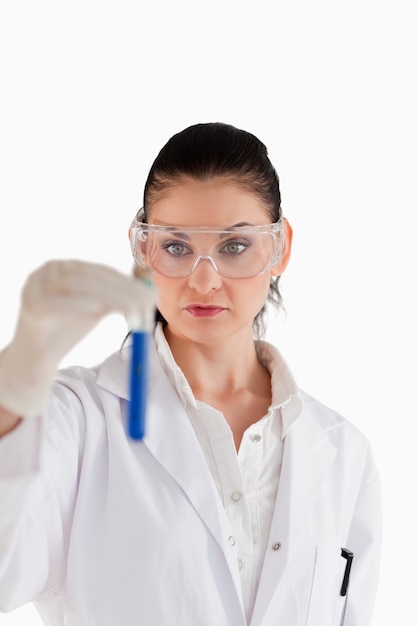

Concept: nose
[[187, 256, 223, 293]]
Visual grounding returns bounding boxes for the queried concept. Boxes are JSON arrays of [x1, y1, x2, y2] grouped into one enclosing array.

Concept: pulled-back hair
[[142, 122, 284, 338]]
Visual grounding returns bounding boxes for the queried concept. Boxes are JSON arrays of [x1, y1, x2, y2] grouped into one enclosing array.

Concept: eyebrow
[[155, 221, 256, 240]]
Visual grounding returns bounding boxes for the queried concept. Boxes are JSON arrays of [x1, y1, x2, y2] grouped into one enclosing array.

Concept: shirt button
[[231, 491, 241, 502], [238, 558, 244, 569], [228, 536, 236, 546], [272, 542, 282, 551], [251, 434, 262, 443]]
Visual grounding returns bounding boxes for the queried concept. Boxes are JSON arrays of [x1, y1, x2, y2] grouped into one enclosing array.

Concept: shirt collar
[[154, 323, 302, 438], [255, 340, 303, 437]]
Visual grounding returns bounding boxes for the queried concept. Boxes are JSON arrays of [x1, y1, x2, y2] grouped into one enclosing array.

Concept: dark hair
[[142, 122, 284, 338]]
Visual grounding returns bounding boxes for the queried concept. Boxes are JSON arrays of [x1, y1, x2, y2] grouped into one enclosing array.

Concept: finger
[[22, 260, 157, 318]]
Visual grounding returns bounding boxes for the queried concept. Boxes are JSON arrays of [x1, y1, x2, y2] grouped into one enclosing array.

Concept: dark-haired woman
[[0, 123, 381, 626]]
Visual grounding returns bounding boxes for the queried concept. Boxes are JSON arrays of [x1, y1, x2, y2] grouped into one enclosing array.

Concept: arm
[[0, 260, 157, 610]]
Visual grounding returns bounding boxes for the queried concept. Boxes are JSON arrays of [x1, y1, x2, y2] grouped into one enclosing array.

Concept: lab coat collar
[[94, 344, 130, 399]]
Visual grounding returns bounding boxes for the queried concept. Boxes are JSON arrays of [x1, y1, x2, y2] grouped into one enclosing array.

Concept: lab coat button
[[238, 558, 244, 569], [228, 536, 236, 546], [231, 491, 241, 502], [272, 542, 282, 551], [251, 434, 262, 443]]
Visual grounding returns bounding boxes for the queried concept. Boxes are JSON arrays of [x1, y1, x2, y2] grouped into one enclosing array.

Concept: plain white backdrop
[[0, 1, 416, 624]]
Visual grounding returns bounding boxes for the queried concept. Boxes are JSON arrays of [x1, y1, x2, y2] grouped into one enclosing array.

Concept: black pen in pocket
[[340, 548, 354, 597]]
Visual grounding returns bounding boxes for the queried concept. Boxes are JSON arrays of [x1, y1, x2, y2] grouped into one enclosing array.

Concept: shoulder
[[299, 389, 369, 446], [46, 348, 135, 438], [299, 390, 349, 428], [298, 389, 378, 484], [52, 337, 162, 404]]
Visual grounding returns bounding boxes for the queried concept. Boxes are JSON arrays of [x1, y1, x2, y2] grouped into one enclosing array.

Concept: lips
[[185, 305, 226, 318]]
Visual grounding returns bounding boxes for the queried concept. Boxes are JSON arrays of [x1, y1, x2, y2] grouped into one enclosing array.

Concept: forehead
[[147, 178, 270, 227]]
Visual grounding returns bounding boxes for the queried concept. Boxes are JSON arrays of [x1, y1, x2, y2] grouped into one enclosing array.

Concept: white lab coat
[[0, 338, 381, 626]]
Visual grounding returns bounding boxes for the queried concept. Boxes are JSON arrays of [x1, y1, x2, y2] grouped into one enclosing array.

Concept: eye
[[220, 239, 250, 255], [162, 241, 192, 256]]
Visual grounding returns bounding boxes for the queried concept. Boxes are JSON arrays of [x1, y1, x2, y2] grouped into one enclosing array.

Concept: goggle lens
[[130, 222, 283, 279]]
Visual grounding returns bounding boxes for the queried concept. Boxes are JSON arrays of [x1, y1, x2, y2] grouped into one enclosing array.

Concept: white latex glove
[[0, 260, 157, 418]]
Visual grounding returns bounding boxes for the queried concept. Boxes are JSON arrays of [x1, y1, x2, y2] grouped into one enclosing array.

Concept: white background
[[0, 0, 416, 624]]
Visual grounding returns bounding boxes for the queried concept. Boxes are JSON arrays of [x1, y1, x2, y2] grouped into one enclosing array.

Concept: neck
[[163, 325, 269, 399]]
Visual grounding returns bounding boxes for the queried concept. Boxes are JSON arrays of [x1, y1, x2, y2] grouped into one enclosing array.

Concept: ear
[[271, 218, 293, 277]]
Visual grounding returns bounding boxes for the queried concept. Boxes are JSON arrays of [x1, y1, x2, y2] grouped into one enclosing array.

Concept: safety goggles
[[129, 209, 284, 279]]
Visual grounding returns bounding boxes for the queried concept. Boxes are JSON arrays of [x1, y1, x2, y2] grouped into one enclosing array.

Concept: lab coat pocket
[[306, 546, 348, 626]]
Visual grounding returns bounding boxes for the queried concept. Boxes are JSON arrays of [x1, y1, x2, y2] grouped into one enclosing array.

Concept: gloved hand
[[0, 260, 157, 418]]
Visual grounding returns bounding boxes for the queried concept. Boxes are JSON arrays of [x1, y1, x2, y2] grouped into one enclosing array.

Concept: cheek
[[152, 274, 168, 292], [246, 276, 271, 300], [153, 275, 168, 296], [233, 276, 271, 313], [152, 275, 180, 313]]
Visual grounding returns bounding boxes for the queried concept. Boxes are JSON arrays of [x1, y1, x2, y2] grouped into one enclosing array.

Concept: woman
[[0, 123, 381, 625]]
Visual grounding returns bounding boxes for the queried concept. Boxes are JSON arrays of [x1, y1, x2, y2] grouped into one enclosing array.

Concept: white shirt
[[154, 324, 302, 620]]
